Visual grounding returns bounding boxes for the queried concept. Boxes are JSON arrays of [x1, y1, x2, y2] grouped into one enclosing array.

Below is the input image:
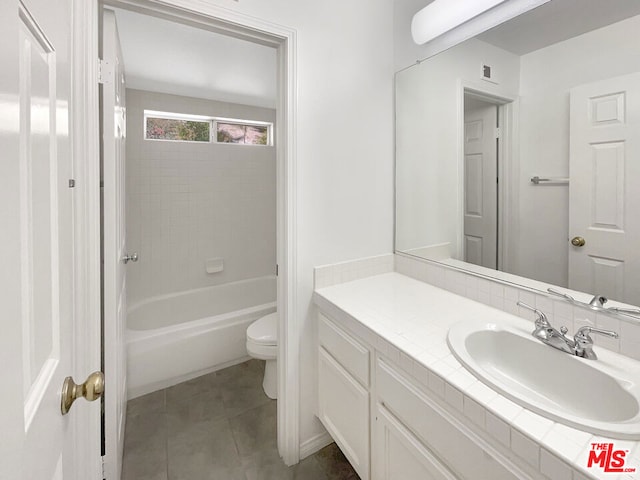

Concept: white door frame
[[74, 0, 300, 472], [456, 80, 518, 273]]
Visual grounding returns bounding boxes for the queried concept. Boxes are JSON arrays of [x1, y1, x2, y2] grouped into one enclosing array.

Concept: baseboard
[[299, 430, 333, 460]]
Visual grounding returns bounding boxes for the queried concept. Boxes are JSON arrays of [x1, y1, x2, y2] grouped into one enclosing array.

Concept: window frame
[[143, 109, 274, 146]]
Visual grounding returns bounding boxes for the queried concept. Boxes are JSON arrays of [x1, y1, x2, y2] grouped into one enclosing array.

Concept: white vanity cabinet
[[374, 402, 458, 480], [375, 358, 522, 480], [317, 311, 531, 480], [317, 313, 371, 479]]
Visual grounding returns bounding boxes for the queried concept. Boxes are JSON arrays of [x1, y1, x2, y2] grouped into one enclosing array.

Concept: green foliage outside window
[[146, 117, 210, 142], [145, 113, 271, 145]]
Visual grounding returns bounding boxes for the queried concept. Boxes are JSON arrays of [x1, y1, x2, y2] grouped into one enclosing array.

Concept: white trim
[[100, 0, 300, 468], [71, 0, 103, 478], [456, 79, 518, 268], [299, 431, 333, 460]]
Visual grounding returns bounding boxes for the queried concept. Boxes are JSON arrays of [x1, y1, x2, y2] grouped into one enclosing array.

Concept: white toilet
[[246, 312, 278, 399]]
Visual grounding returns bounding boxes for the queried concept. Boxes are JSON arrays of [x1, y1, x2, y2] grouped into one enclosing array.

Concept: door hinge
[[101, 456, 106, 479], [495, 127, 501, 139], [98, 58, 113, 85], [275, 264, 279, 276], [68, 179, 75, 188]]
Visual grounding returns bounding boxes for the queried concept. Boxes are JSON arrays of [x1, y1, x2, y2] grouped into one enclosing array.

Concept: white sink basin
[[447, 316, 640, 439]]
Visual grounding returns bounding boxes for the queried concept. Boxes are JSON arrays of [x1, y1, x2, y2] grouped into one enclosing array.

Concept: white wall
[[126, 89, 276, 305], [394, 0, 436, 71], [163, 0, 396, 447], [396, 38, 520, 257], [515, 14, 640, 286]]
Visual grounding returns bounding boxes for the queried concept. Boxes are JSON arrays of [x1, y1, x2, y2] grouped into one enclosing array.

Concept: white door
[[463, 96, 498, 269], [569, 72, 640, 305], [0, 0, 98, 478], [102, 9, 128, 480]]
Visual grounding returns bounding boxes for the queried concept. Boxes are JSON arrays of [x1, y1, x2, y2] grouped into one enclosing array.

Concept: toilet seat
[[247, 312, 277, 346]]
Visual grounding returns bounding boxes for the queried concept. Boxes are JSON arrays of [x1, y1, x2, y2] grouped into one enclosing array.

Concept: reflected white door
[[569, 72, 640, 305], [0, 0, 80, 478], [102, 9, 127, 480], [463, 96, 498, 269]]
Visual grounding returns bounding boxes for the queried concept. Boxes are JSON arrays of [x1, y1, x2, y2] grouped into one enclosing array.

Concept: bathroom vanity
[[314, 272, 640, 480]]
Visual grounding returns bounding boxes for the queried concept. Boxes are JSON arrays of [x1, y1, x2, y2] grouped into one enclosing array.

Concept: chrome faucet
[[574, 326, 619, 360], [517, 302, 618, 360]]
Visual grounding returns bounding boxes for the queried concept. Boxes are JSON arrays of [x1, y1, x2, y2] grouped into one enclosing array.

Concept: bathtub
[[126, 276, 276, 399]]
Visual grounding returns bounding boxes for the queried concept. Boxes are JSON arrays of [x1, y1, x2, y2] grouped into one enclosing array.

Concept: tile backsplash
[[395, 254, 640, 361], [314, 253, 395, 290]]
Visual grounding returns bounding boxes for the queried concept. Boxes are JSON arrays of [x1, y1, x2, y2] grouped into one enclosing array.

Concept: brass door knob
[[61, 371, 105, 415], [571, 236, 586, 247]]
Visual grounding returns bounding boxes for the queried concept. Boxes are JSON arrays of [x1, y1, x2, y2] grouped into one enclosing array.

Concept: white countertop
[[314, 272, 640, 480]]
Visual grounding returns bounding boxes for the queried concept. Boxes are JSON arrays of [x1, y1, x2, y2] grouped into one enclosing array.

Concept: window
[[216, 121, 270, 145], [145, 111, 211, 142], [144, 110, 273, 146]]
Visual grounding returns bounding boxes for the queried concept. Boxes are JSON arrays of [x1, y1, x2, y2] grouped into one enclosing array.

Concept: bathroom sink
[[447, 316, 640, 439]]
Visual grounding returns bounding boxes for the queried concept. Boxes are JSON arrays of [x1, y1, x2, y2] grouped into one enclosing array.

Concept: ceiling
[[111, 8, 277, 109], [477, 0, 640, 55]]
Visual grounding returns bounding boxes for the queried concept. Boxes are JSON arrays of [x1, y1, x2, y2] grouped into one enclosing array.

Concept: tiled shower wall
[[126, 89, 276, 305]]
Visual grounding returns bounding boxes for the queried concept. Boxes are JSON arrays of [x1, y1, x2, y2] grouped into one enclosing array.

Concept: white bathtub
[[126, 276, 276, 399]]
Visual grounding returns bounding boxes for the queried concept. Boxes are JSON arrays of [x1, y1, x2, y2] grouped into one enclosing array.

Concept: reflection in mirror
[[395, 0, 640, 306]]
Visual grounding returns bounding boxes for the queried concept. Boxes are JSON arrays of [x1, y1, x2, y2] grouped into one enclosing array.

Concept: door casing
[[77, 0, 301, 472], [456, 80, 518, 274]]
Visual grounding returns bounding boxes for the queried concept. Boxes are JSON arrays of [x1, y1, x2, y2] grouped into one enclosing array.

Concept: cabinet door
[[374, 404, 458, 480], [318, 347, 370, 479], [376, 358, 524, 480]]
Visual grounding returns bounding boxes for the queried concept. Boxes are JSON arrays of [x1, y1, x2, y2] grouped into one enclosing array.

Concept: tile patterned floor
[[122, 360, 360, 480]]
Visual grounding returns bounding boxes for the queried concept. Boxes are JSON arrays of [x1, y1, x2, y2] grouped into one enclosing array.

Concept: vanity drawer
[[318, 313, 369, 387], [375, 358, 523, 480]]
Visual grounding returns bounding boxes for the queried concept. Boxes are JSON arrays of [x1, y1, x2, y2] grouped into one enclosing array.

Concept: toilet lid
[[247, 312, 278, 345]]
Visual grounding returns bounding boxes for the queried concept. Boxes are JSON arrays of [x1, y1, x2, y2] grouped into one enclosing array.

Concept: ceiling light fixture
[[411, 0, 551, 54]]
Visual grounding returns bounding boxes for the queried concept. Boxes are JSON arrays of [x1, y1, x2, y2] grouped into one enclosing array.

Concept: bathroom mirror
[[395, 0, 640, 307]]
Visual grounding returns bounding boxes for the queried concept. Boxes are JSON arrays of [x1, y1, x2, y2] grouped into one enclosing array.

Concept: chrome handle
[[575, 326, 619, 341], [123, 253, 138, 264], [517, 301, 550, 326], [571, 236, 586, 247], [61, 371, 105, 415]]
